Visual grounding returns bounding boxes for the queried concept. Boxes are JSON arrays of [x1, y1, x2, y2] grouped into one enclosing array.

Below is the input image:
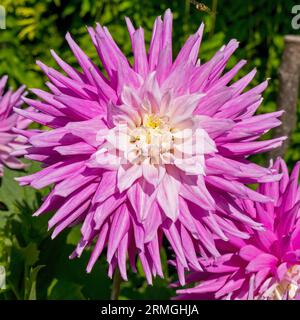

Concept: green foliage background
[[0, 0, 299, 299]]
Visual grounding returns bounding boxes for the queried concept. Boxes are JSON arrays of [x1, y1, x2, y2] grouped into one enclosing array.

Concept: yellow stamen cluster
[[143, 114, 163, 129], [262, 265, 300, 300], [128, 114, 174, 163]]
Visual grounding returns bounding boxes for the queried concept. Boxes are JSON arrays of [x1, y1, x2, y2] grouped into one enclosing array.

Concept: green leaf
[[19, 242, 40, 267], [66, 226, 81, 246], [47, 279, 85, 300], [26, 265, 45, 300]]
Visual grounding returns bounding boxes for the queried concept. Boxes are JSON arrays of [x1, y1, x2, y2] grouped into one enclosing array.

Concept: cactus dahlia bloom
[[16, 9, 284, 283], [0, 75, 30, 176], [176, 158, 300, 300]]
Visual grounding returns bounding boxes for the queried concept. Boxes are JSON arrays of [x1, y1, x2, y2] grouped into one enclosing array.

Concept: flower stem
[[111, 268, 122, 300], [209, 0, 218, 38]]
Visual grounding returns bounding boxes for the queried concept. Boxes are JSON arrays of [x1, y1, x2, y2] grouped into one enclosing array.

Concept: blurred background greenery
[[0, 0, 299, 300]]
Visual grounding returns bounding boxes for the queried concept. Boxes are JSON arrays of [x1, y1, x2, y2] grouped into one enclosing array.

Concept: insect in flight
[[189, 1, 213, 14]]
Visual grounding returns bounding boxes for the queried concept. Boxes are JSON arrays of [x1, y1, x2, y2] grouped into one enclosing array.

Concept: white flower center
[[261, 265, 300, 300], [128, 114, 175, 164], [99, 110, 216, 175]]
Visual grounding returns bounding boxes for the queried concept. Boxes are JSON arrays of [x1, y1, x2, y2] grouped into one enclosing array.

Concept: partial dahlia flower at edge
[[0, 75, 30, 176], [176, 158, 300, 300], [15, 9, 285, 284]]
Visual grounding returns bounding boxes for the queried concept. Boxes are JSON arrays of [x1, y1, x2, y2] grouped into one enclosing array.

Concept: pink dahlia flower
[[0, 75, 30, 176], [176, 158, 300, 300], [16, 9, 284, 283]]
